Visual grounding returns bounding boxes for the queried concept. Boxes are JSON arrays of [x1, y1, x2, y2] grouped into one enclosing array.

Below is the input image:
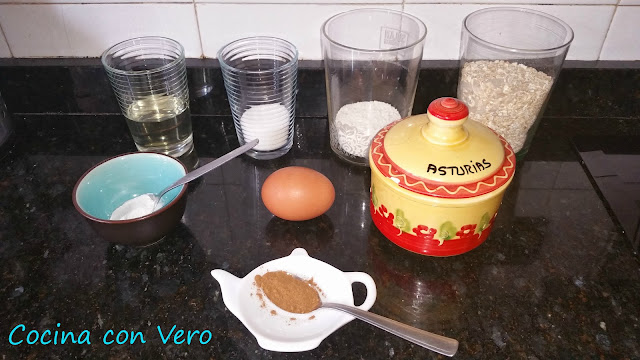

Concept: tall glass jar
[[457, 7, 573, 161], [322, 8, 427, 166]]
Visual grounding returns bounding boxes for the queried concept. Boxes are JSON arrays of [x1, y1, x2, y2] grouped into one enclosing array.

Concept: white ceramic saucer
[[211, 248, 377, 352]]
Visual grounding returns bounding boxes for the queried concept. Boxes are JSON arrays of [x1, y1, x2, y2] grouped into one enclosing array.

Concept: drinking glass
[[218, 36, 298, 160], [101, 37, 194, 159], [458, 7, 573, 161], [321, 8, 427, 166]]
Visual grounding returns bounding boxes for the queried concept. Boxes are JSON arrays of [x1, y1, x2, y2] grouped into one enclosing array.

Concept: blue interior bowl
[[72, 152, 188, 246]]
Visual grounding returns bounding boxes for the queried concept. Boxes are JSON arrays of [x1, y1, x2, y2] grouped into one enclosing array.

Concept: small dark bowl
[[72, 152, 188, 246]]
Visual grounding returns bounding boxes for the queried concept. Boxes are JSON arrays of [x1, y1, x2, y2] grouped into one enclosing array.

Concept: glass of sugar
[[218, 37, 298, 160], [458, 7, 573, 161], [321, 9, 427, 166]]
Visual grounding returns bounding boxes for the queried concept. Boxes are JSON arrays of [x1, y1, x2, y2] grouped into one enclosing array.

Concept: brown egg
[[261, 166, 335, 221]]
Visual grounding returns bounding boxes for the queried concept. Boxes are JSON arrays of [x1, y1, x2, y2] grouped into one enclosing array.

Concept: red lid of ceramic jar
[[371, 97, 516, 199]]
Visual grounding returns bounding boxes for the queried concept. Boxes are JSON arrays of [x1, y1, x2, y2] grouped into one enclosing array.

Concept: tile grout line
[[0, 1, 402, 4], [0, 1, 635, 4], [199, 1, 389, 3], [192, 0, 205, 58], [597, 3, 618, 60], [2, 1, 148, 3], [0, 19, 13, 57]]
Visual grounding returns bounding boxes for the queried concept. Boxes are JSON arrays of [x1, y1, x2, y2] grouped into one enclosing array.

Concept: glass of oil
[[101, 37, 194, 160]]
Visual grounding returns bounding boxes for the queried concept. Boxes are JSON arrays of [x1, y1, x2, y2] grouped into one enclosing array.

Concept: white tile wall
[[197, 4, 401, 59], [0, 5, 70, 57], [0, 2, 636, 61], [405, 4, 481, 60], [405, 4, 613, 60], [600, 6, 640, 60], [0, 4, 201, 58], [525, 5, 614, 61]]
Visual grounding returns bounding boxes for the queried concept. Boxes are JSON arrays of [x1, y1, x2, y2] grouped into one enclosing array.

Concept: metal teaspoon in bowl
[[110, 139, 259, 220]]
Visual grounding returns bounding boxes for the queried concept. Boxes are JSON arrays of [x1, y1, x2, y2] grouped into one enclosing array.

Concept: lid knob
[[423, 97, 469, 146], [427, 97, 469, 121]]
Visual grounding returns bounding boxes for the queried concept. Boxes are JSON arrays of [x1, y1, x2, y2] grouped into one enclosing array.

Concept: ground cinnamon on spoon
[[254, 271, 321, 314]]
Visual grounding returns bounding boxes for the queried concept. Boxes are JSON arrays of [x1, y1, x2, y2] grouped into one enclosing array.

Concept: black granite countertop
[[1, 62, 640, 359]]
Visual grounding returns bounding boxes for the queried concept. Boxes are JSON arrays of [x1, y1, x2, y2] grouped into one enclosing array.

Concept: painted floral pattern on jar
[[370, 193, 498, 256]]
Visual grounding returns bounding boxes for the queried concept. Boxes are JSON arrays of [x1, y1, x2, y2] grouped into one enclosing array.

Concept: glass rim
[[463, 7, 574, 54], [217, 36, 299, 75], [101, 36, 186, 76], [321, 8, 427, 53]]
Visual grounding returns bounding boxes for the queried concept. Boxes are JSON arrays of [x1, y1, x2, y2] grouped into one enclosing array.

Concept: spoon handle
[[159, 139, 259, 198], [322, 302, 459, 357]]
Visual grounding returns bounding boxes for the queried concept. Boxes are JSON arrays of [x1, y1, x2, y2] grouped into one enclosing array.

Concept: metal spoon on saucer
[[320, 302, 459, 357]]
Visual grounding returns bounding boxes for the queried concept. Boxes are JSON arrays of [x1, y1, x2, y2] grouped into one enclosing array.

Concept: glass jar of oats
[[457, 7, 573, 161]]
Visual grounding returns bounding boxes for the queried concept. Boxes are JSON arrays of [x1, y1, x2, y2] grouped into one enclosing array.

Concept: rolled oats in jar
[[458, 7, 573, 160]]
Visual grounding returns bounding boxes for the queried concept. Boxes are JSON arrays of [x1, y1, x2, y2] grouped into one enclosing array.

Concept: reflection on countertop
[[574, 136, 640, 252], [1, 114, 639, 359]]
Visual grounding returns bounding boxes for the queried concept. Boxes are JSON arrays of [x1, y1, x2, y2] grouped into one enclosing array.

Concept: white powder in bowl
[[110, 193, 157, 221], [240, 103, 291, 152], [331, 101, 401, 158], [458, 60, 553, 152]]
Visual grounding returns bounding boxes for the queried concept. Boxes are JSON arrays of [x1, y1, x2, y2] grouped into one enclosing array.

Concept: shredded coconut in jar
[[458, 60, 553, 152], [331, 101, 401, 158]]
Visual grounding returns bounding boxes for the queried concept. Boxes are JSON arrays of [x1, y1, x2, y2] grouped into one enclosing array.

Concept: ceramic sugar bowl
[[369, 97, 516, 256]]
